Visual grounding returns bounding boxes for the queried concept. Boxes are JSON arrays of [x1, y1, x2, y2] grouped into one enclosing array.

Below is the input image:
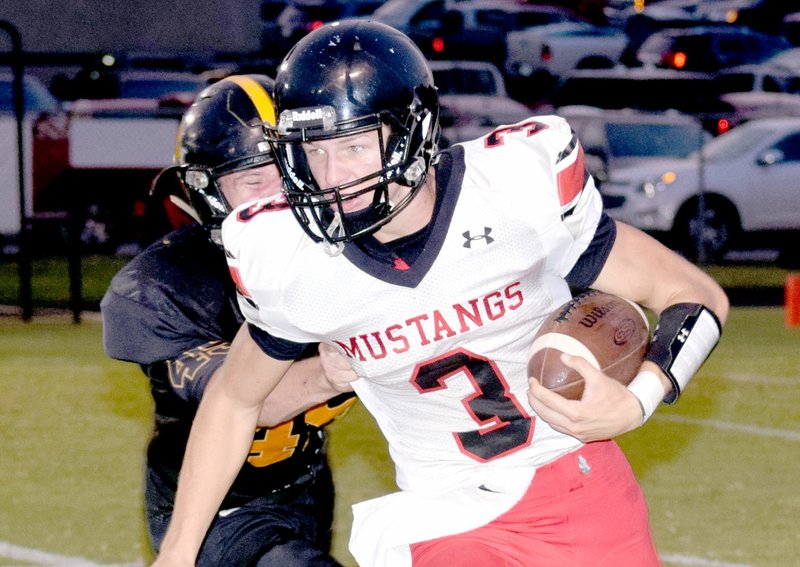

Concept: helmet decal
[[223, 75, 276, 125]]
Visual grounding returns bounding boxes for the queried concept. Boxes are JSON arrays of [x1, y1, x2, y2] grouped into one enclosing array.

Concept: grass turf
[[0, 254, 795, 310], [0, 305, 798, 566]]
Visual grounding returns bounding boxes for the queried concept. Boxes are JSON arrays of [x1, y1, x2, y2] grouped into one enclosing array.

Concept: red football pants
[[410, 440, 660, 567]]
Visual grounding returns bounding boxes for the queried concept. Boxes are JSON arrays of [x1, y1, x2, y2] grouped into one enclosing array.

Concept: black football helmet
[[153, 74, 277, 244], [266, 20, 440, 249]]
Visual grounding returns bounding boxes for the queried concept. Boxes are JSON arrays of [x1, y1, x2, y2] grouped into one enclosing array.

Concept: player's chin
[[341, 199, 371, 214]]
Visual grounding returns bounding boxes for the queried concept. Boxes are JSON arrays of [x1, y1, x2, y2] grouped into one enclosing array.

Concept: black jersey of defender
[[101, 224, 351, 508]]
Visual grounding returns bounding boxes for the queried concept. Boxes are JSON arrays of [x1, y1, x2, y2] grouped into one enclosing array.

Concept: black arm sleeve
[[566, 213, 617, 290], [248, 323, 310, 361]]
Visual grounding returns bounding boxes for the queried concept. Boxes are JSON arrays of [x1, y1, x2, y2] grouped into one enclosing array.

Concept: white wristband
[[627, 371, 665, 424]]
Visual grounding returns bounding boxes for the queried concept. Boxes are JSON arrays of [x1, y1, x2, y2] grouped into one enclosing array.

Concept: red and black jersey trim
[[555, 132, 590, 219]]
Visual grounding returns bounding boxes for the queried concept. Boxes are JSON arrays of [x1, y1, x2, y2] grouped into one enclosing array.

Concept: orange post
[[785, 274, 800, 328]]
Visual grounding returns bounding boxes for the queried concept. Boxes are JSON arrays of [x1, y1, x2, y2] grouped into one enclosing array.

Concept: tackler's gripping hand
[[319, 343, 361, 393]]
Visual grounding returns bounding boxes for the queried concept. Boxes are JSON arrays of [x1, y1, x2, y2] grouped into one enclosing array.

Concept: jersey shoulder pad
[[222, 195, 317, 344], [222, 194, 301, 259], [461, 114, 588, 215]]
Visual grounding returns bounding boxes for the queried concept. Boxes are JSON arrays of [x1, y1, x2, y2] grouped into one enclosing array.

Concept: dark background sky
[[1, 0, 264, 55]]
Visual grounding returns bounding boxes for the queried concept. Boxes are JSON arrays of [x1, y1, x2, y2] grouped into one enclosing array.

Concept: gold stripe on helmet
[[224, 75, 277, 126], [173, 121, 184, 164]]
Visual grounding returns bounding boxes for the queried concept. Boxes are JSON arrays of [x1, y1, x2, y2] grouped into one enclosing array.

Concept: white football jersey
[[223, 115, 605, 494]]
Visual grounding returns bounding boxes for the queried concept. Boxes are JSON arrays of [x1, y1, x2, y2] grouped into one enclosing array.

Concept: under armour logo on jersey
[[677, 327, 690, 342], [463, 227, 494, 248]]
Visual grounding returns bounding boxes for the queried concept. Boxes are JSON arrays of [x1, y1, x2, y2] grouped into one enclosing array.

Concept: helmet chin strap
[[323, 212, 345, 257], [318, 155, 423, 252]]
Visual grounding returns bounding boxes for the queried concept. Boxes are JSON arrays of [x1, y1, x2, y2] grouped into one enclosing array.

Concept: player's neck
[[373, 171, 436, 244]]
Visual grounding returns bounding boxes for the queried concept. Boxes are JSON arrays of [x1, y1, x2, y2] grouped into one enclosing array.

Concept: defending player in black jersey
[[100, 75, 356, 566]]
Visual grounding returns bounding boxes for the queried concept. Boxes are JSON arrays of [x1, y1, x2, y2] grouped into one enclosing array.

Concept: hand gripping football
[[528, 290, 650, 400]]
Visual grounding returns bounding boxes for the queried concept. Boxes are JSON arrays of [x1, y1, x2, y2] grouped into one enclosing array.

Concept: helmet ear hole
[[184, 169, 211, 191]]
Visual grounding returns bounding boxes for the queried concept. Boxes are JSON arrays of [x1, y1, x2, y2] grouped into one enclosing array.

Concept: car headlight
[[639, 171, 677, 198]]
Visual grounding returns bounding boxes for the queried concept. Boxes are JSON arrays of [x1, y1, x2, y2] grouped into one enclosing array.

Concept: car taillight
[[540, 44, 553, 63], [432, 37, 445, 54], [716, 118, 730, 135], [671, 51, 687, 69], [307, 20, 324, 32]]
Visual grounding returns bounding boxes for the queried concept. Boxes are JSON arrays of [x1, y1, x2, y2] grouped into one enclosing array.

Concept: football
[[528, 290, 650, 400]]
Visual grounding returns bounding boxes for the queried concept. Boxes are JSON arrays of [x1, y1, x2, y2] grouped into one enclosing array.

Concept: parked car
[[504, 22, 628, 83], [438, 95, 533, 147], [711, 91, 800, 134], [613, 4, 705, 66], [600, 117, 800, 261], [429, 61, 533, 147], [712, 62, 800, 95], [30, 66, 204, 253], [51, 66, 213, 104], [761, 46, 800, 71], [277, 0, 384, 50], [693, 0, 797, 35], [385, 0, 585, 68], [0, 73, 62, 113], [4, 67, 230, 253], [260, 0, 292, 56], [59, 94, 190, 252], [557, 105, 707, 186], [429, 59, 508, 96], [367, 0, 444, 32], [783, 12, 800, 46], [635, 25, 791, 72], [551, 67, 724, 117]]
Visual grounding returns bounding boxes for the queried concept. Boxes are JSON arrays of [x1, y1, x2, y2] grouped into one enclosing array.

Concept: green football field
[[0, 306, 798, 567]]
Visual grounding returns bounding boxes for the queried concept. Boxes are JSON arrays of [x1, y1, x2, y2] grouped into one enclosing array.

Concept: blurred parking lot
[[2, 0, 800, 264]]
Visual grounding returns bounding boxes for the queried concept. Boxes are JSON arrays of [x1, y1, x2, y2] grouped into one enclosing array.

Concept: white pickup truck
[[504, 22, 628, 83], [1, 78, 183, 253], [63, 100, 183, 251]]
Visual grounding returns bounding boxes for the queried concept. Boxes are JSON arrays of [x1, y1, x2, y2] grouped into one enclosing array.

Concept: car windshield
[[0, 77, 60, 112], [118, 78, 202, 99], [606, 122, 704, 158], [372, 0, 439, 23], [698, 123, 776, 161], [0, 80, 58, 112], [433, 69, 499, 95], [713, 71, 758, 94], [556, 25, 620, 38], [295, 1, 381, 19], [515, 11, 574, 28]]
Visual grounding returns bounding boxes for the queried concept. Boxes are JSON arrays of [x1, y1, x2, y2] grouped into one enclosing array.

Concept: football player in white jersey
[[153, 21, 729, 567]]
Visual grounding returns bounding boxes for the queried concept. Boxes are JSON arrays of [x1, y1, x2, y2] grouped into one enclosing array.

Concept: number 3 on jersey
[[411, 348, 534, 462]]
